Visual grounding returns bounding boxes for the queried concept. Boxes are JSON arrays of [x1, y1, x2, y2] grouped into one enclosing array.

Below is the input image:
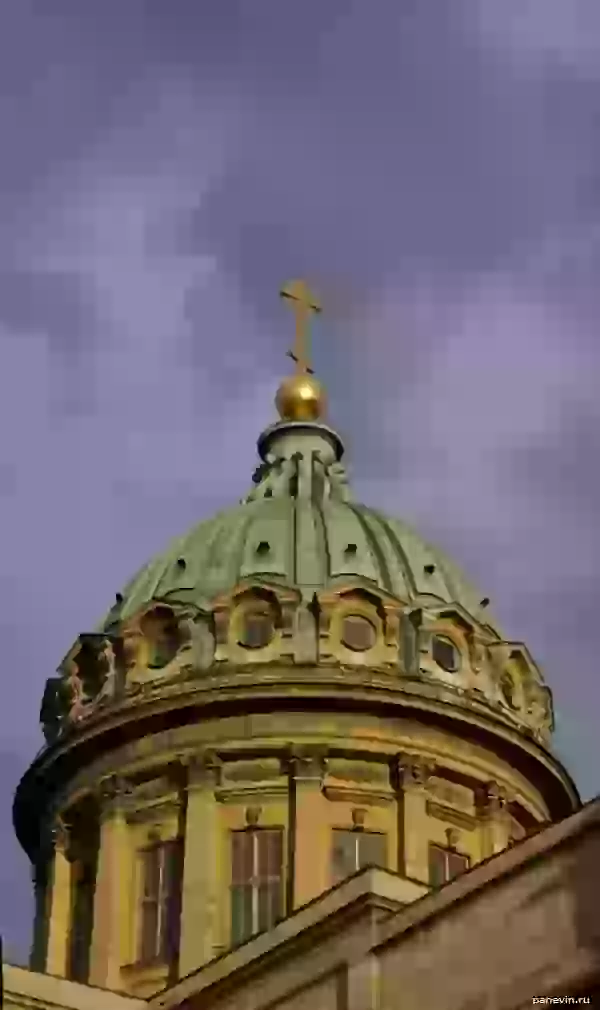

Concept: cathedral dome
[[15, 282, 573, 953], [103, 431, 497, 637]]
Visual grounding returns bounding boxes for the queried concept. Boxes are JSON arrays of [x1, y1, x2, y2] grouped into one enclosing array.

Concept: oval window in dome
[[238, 607, 274, 650], [432, 635, 460, 673], [341, 614, 377, 652]]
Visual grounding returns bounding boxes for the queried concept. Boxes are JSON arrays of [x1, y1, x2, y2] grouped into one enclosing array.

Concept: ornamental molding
[[426, 799, 477, 833]]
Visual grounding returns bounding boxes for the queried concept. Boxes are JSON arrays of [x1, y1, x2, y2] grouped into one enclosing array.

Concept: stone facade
[[148, 798, 600, 1010]]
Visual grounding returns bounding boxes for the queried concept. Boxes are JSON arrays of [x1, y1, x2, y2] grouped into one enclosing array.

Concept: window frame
[[331, 827, 388, 883], [230, 827, 284, 946], [431, 634, 461, 673], [428, 842, 470, 887], [138, 838, 183, 966]]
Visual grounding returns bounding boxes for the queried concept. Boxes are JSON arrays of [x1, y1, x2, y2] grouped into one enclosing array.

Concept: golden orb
[[275, 373, 326, 422]]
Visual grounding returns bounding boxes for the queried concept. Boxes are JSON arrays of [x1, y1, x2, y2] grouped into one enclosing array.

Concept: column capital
[[49, 814, 71, 854], [183, 749, 222, 790], [288, 744, 328, 782], [395, 753, 435, 790], [475, 780, 510, 817], [97, 774, 132, 819]]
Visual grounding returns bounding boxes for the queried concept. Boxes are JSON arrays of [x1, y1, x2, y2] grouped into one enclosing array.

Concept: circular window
[[500, 673, 519, 710], [432, 635, 460, 673], [238, 608, 274, 649], [341, 614, 377, 652]]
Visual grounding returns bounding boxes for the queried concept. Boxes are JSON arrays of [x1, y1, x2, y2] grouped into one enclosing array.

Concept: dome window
[[341, 614, 377, 652], [432, 635, 460, 673], [424, 563, 436, 575], [141, 606, 180, 669], [256, 541, 270, 556], [238, 606, 274, 650], [176, 557, 186, 570], [344, 543, 358, 557]]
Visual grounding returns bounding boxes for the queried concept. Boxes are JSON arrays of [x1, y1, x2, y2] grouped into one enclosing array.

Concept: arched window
[[237, 599, 276, 650]]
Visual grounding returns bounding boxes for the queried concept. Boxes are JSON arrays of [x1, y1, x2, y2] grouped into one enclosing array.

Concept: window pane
[[358, 832, 387, 870], [257, 881, 282, 933], [140, 899, 159, 962], [161, 839, 184, 963], [428, 844, 448, 887], [257, 830, 283, 881], [142, 847, 161, 900], [232, 832, 254, 885], [332, 830, 359, 882], [432, 636, 459, 672], [231, 884, 254, 946], [447, 851, 469, 879]]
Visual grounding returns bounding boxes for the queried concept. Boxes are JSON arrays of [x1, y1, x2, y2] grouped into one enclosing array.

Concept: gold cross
[[280, 279, 321, 374]]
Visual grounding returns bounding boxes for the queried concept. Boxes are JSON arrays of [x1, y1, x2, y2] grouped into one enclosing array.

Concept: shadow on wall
[[0, 748, 34, 965], [570, 820, 600, 996]]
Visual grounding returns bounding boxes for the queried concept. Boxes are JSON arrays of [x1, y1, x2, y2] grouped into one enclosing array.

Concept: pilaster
[[396, 754, 435, 882], [89, 776, 131, 989], [476, 781, 511, 859], [179, 751, 223, 977], [291, 746, 329, 907], [30, 859, 51, 973], [45, 819, 72, 977]]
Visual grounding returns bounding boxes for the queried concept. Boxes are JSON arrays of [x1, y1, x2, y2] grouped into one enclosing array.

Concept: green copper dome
[[100, 418, 498, 635]]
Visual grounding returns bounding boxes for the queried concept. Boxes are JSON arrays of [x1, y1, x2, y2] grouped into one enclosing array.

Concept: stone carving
[[466, 630, 487, 674], [396, 754, 435, 789], [180, 613, 216, 672], [289, 745, 328, 782], [95, 638, 120, 704], [122, 627, 146, 675], [401, 610, 420, 676], [526, 683, 554, 737], [97, 774, 133, 818], [40, 678, 68, 745], [475, 780, 509, 817], [184, 749, 222, 790], [65, 658, 89, 722]]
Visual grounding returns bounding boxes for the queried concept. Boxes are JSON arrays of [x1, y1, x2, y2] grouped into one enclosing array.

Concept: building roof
[[99, 417, 499, 635]]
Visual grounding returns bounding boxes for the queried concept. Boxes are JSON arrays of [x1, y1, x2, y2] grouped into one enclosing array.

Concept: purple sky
[[1, 0, 600, 962]]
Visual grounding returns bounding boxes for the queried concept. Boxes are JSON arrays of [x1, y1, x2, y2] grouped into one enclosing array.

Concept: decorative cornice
[[426, 799, 477, 832]]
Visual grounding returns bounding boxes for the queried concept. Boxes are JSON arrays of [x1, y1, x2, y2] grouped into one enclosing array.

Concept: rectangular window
[[230, 829, 283, 946], [331, 829, 387, 884], [67, 858, 96, 983], [139, 839, 184, 965], [428, 843, 469, 887]]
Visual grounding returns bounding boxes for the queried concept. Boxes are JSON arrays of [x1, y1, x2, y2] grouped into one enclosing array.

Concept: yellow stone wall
[[36, 708, 558, 999]]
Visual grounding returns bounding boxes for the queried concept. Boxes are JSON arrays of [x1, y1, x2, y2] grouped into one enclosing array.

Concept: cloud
[[0, 73, 276, 952], [470, 0, 600, 79]]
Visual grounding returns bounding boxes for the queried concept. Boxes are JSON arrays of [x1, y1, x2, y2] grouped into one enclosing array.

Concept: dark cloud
[[1, 0, 599, 959]]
